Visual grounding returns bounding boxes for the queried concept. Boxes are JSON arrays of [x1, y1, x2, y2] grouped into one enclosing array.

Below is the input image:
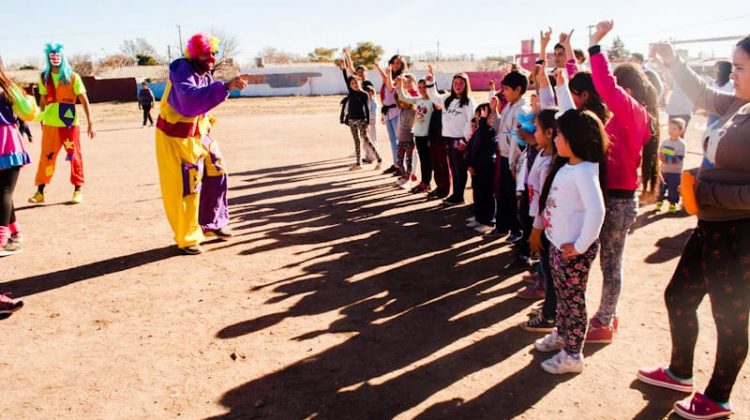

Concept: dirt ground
[[1, 96, 747, 420]]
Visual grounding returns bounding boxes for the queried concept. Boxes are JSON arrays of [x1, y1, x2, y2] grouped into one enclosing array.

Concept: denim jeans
[[595, 196, 638, 325], [659, 172, 681, 205], [384, 116, 400, 167]]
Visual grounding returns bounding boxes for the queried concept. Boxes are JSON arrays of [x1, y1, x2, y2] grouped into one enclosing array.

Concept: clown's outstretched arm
[[78, 92, 96, 139], [170, 60, 230, 117]]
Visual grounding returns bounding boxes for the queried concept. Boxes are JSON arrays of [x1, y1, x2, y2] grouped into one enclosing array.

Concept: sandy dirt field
[[1, 96, 747, 420]]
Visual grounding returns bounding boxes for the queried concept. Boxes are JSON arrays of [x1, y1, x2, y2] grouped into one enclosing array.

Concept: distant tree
[[99, 54, 137, 69], [68, 54, 94, 76], [308, 47, 337, 63], [607, 36, 629, 61], [486, 55, 510, 64], [348, 42, 384, 69], [120, 38, 163, 63], [259, 46, 300, 64], [136, 54, 159, 66], [211, 29, 240, 69], [19, 64, 38, 70]]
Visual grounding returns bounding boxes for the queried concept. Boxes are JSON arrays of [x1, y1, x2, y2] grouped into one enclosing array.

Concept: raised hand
[[540, 27, 553, 52], [591, 20, 614, 46], [499, 62, 513, 79], [426, 64, 435, 83], [561, 29, 574, 49], [651, 42, 678, 65]]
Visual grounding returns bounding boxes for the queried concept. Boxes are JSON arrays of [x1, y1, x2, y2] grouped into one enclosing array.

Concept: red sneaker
[[516, 285, 545, 300], [613, 315, 619, 332], [636, 367, 693, 393], [674, 393, 732, 420], [0, 293, 24, 315], [585, 317, 614, 344]]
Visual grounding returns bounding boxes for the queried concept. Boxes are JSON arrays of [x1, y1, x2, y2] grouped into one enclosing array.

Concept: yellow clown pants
[[155, 130, 207, 249]]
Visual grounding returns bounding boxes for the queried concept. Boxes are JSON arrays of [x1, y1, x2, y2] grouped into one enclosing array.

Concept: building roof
[[7, 69, 40, 85], [96, 65, 169, 81], [408, 60, 503, 73]]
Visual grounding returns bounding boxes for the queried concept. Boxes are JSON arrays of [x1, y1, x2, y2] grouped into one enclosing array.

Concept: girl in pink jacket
[[566, 21, 656, 344]]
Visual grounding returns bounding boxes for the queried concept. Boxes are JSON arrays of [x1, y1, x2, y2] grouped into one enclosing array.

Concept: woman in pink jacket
[[570, 21, 657, 344]]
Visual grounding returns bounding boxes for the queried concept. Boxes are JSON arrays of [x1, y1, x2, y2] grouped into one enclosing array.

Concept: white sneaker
[[466, 220, 480, 228], [466, 216, 476, 223], [474, 224, 494, 234], [534, 328, 565, 352], [541, 349, 584, 374]]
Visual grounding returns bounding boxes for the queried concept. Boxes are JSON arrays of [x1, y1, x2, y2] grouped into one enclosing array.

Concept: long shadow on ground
[[0, 246, 179, 298], [207, 159, 595, 419]]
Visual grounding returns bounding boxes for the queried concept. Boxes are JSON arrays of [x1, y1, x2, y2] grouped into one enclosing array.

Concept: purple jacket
[[167, 59, 228, 118]]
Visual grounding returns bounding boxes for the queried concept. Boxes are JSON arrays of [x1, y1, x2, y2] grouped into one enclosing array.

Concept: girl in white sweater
[[533, 109, 608, 374], [424, 64, 476, 205]]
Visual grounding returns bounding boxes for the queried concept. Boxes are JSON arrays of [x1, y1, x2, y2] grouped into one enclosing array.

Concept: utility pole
[[437, 41, 440, 61], [167, 45, 172, 62], [177, 24, 183, 54]]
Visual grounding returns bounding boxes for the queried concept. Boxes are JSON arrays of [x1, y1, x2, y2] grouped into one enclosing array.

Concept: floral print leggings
[[397, 139, 416, 177], [550, 240, 600, 355], [666, 219, 750, 403], [349, 119, 380, 165]]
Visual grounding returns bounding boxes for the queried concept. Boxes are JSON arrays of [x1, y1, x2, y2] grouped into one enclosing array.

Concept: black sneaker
[[427, 189, 448, 198], [486, 228, 510, 238], [522, 314, 556, 333], [506, 232, 523, 243], [442, 196, 465, 206], [383, 166, 398, 174]]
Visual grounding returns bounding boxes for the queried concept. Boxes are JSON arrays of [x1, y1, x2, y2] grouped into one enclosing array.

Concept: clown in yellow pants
[[155, 130, 230, 249], [155, 130, 207, 249]]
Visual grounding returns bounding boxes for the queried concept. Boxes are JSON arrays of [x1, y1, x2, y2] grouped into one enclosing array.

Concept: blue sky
[[3, 0, 747, 66]]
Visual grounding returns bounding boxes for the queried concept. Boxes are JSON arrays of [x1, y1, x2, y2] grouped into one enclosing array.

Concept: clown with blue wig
[[28, 43, 95, 205], [155, 33, 251, 255]]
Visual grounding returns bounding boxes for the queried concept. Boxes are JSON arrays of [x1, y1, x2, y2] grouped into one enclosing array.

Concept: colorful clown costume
[[155, 58, 230, 250], [1, 85, 38, 253], [34, 71, 86, 187], [0, 86, 36, 170]]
